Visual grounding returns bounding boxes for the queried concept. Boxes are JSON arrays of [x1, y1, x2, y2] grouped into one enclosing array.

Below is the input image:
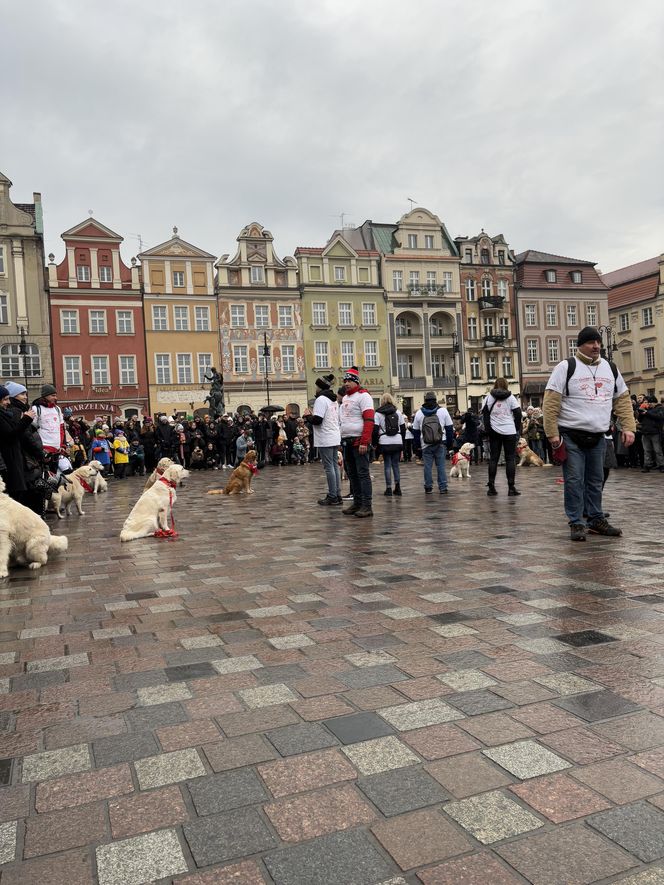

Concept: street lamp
[[18, 326, 29, 393], [262, 332, 271, 406], [451, 330, 460, 409], [598, 324, 614, 362]]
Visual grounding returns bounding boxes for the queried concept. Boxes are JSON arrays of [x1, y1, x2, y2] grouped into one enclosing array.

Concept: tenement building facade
[[455, 230, 520, 410], [603, 255, 664, 399], [295, 232, 386, 407], [514, 250, 609, 407], [139, 229, 220, 417], [47, 218, 147, 421], [0, 172, 52, 397], [216, 223, 306, 414]]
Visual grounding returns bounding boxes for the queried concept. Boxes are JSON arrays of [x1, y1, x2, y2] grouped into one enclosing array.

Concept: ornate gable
[[139, 227, 216, 261], [62, 218, 123, 242]]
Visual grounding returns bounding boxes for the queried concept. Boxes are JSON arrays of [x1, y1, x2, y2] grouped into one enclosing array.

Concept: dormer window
[[407, 234, 418, 248], [545, 270, 557, 283], [480, 248, 490, 265], [571, 270, 582, 284], [250, 266, 264, 284]]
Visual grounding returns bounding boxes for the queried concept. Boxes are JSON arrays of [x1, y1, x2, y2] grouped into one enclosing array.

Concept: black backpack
[[564, 357, 618, 396], [383, 411, 400, 436], [421, 413, 443, 445]]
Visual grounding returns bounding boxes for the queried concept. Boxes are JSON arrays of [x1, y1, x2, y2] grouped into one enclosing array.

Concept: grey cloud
[[1, 0, 661, 271]]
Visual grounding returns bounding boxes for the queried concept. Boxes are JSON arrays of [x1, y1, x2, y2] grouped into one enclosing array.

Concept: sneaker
[[570, 523, 587, 542], [333, 496, 343, 505], [487, 484, 498, 497], [355, 506, 373, 518], [384, 487, 393, 497], [587, 518, 622, 537], [342, 493, 354, 500], [343, 503, 360, 515], [424, 488, 433, 495], [318, 495, 337, 506], [439, 488, 448, 494]]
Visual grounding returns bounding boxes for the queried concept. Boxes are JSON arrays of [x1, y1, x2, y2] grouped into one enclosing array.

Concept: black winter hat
[[315, 373, 335, 391], [576, 326, 602, 347]]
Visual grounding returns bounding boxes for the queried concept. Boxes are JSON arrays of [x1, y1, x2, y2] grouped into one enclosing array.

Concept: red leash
[[154, 477, 179, 539]]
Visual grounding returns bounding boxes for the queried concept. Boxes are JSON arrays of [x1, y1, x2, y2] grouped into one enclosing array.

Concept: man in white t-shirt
[[543, 326, 635, 542], [304, 374, 342, 506], [339, 367, 375, 518]]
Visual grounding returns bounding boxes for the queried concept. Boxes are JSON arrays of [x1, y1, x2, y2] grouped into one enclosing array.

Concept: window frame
[[392, 270, 403, 292], [547, 338, 560, 363], [172, 270, 185, 288], [89, 309, 107, 335], [545, 304, 558, 327], [465, 279, 476, 301], [232, 345, 248, 374], [467, 316, 478, 339], [642, 306, 654, 327], [619, 312, 630, 332], [407, 234, 418, 249], [497, 279, 508, 299], [254, 304, 270, 329], [278, 304, 293, 328], [173, 305, 190, 331], [60, 308, 80, 334], [571, 270, 582, 284], [340, 340, 355, 369], [314, 340, 329, 369], [0, 292, 9, 325], [566, 304, 578, 327], [115, 310, 134, 334], [98, 265, 113, 283], [76, 265, 91, 283], [442, 271, 453, 293], [524, 304, 537, 327], [644, 346, 656, 370], [526, 338, 540, 363], [197, 352, 212, 383], [364, 340, 378, 368], [250, 265, 265, 284], [91, 354, 110, 386], [501, 354, 513, 377], [312, 302, 328, 326], [230, 304, 246, 328], [486, 355, 497, 379], [63, 355, 82, 387], [545, 269, 557, 283], [333, 265, 346, 282], [338, 302, 353, 326], [152, 304, 168, 331], [155, 353, 172, 384], [0, 245, 5, 276], [118, 354, 137, 385], [424, 234, 434, 250], [280, 344, 295, 373], [361, 302, 377, 326], [176, 352, 193, 385], [195, 305, 210, 331], [470, 355, 481, 379], [586, 304, 598, 326]]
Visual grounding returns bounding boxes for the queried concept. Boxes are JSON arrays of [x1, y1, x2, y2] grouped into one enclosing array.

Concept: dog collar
[[76, 475, 94, 493], [247, 463, 258, 475], [158, 476, 177, 488], [156, 466, 166, 475]]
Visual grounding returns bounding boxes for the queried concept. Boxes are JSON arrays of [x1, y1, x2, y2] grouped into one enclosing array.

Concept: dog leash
[[154, 477, 179, 540]]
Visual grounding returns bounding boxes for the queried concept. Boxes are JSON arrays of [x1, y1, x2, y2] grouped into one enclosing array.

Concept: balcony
[[397, 376, 427, 390], [395, 332, 423, 347], [431, 376, 457, 388], [483, 334, 506, 348], [478, 295, 505, 311], [407, 284, 450, 297], [429, 332, 455, 346]]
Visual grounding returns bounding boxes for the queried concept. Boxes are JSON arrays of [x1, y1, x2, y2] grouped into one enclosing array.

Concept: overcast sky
[[3, 0, 662, 274]]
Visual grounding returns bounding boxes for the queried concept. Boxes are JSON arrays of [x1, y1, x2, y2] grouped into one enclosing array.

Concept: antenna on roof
[[329, 212, 348, 229], [129, 233, 145, 252], [407, 197, 417, 211]]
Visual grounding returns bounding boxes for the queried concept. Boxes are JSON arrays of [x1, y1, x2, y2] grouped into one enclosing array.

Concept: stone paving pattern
[[1, 463, 664, 883]]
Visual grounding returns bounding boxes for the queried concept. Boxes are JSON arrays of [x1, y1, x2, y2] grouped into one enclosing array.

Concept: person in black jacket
[[254, 415, 268, 464], [460, 409, 481, 464], [155, 415, 177, 460], [637, 396, 664, 472], [481, 378, 523, 496], [0, 383, 46, 513]]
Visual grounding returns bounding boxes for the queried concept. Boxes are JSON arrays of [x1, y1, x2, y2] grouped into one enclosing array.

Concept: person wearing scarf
[[339, 366, 375, 518]]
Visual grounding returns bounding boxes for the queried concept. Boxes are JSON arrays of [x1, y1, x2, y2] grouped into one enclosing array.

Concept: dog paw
[[28, 562, 42, 570], [0, 571, 8, 579]]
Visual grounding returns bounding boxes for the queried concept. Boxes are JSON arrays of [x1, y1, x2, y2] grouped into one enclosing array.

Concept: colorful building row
[[3, 167, 632, 418]]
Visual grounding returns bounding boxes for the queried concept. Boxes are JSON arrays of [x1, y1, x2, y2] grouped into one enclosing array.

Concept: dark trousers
[[114, 463, 127, 479], [224, 442, 235, 466], [488, 430, 517, 487], [256, 440, 267, 463], [403, 439, 413, 462], [342, 439, 372, 506]]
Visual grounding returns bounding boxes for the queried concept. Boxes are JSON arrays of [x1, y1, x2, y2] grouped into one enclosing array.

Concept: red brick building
[[47, 219, 148, 421]]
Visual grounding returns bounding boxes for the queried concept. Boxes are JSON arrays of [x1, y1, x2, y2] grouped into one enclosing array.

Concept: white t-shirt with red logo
[[546, 357, 628, 432], [35, 404, 64, 451], [340, 390, 374, 438]]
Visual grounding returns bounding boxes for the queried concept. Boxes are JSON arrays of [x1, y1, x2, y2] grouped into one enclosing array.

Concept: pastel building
[[216, 222, 306, 413], [139, 229, 220, 417]]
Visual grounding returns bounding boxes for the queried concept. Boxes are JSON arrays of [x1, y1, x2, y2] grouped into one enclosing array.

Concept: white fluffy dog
[[121, 464, 188, 542], [88, 460, 108, 494], [0, 477, 68, 577], [143, 457, 174, 491], [50, 462, 104, 518], [450, 442, 475, 479]]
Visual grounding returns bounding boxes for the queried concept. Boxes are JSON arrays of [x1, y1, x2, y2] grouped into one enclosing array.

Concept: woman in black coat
[[0, 383, 45, 512]]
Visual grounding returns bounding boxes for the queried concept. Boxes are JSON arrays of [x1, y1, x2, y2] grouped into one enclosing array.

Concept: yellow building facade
[[139, 228, 220, 417]]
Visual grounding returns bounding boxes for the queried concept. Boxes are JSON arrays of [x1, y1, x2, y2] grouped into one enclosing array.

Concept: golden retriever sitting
[[121, 464, 189, 541], [517, 438, 553, 468], [208, 451, 258, 496], [144, 457, 174, 491], [450, 442, 474, 479], [50, 462, 104, 518], [0, 477, 68, 577]]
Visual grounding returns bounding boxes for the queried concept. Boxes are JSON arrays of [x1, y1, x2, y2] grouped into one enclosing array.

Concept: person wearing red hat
[[339, 367, 375, 518]]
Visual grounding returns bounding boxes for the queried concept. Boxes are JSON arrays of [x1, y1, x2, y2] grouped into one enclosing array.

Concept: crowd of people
[[0, 326, 662, 534]]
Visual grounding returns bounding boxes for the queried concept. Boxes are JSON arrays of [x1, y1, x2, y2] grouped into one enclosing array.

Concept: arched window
[[0, 343, 41, 378]]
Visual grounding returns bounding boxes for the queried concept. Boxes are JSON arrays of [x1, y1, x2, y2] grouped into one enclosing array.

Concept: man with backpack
[[412, 391, 454, 495], [543, 326, 635, 542]]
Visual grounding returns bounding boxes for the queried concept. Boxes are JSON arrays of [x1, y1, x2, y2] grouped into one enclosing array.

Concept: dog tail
[[48, 535, 69, 555], [120, 529, 142, 542], [206, 489, 226, 496]]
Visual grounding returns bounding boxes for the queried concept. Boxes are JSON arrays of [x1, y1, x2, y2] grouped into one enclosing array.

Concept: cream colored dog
[[517, 438, 553, 468], [121, 464, 188, 542], [450, 442, 475, 479], [50, 462, 104, 518], [0, 477, 68, 577], [89, 460, 108, 494], [144, 457, 174, 491]]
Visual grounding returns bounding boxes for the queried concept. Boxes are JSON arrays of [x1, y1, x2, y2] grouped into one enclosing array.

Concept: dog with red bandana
[[450, 442, 474, 479]]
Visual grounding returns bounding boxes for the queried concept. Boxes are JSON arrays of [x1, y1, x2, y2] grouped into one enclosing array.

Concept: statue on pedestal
[[204, 368, 225, 417]]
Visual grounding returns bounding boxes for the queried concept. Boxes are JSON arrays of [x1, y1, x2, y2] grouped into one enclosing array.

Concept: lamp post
[[18, 326, 29, 394], [262, 332, 271, 407], [598, 324, 614, 362], [451, 330, 459, 408]]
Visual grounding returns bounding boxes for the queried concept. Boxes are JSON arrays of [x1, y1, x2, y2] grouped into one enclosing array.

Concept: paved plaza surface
[[1, 461, 664, 884]]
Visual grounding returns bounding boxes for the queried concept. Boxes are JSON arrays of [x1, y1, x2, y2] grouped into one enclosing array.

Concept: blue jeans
[[422, 444, 447, 491], [383, 450, 401, 487], [562, 433, 606, 526], [319, 445, 341, 498]]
